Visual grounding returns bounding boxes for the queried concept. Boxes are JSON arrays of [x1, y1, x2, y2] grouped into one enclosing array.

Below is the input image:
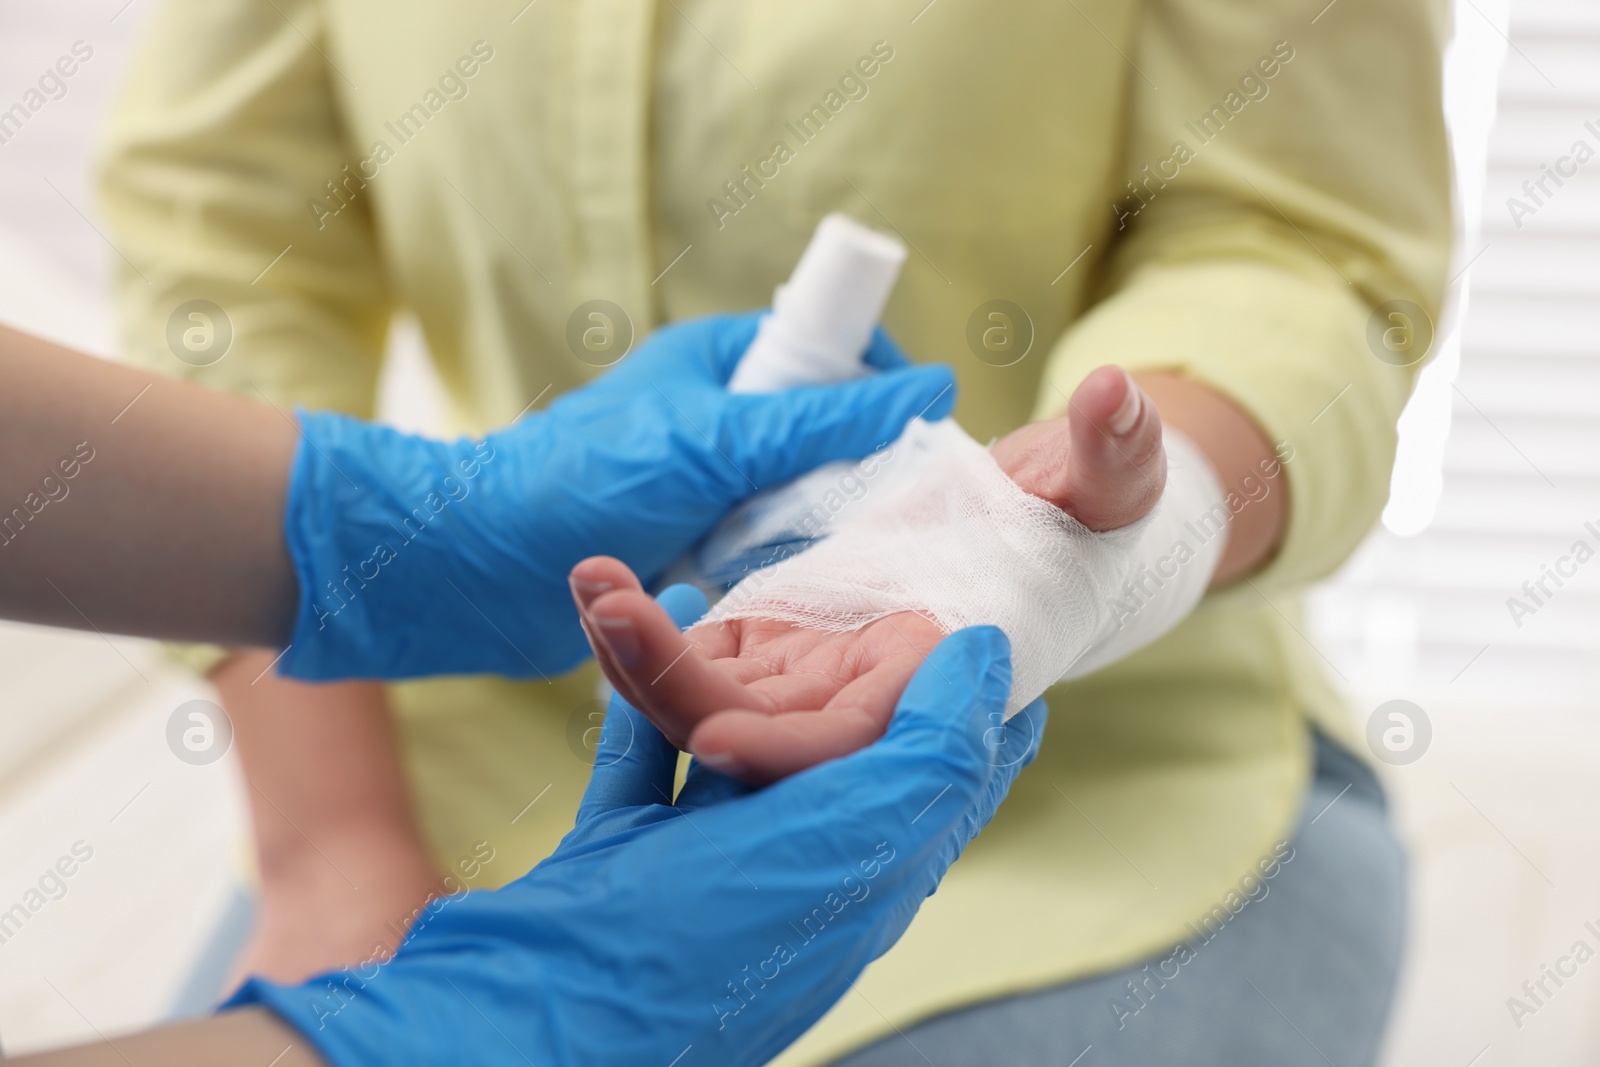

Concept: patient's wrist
[[1059, 428, 1227, 681], [1131, 370, 1288, 585]]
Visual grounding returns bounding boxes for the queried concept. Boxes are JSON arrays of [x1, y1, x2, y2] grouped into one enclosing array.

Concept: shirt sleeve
[[1035, 0, 1454, 589], [97, 0, 391, 416]]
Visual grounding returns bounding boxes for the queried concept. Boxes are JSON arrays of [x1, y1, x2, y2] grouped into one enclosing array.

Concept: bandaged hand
[[572, 366, 1218, 783], [276, 312, 954, 681]]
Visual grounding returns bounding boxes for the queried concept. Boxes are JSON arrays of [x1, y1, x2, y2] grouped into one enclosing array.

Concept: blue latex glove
[[277, 311, 953, 680], [233, 586, 1046, 1067]]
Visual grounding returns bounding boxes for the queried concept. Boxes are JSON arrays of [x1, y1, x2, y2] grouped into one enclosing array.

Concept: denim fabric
[[831, 732, 1406, 1067]]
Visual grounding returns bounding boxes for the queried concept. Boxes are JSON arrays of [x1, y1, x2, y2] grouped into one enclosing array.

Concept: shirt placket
[[570, 0, 659, 333]]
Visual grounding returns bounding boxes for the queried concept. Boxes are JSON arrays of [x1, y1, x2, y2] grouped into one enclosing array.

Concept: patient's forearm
[[1129, 370, 1287, 587], [213, 648, 443, 984], [8, 1007, 323, 1066], [0, 326, 299, 646]]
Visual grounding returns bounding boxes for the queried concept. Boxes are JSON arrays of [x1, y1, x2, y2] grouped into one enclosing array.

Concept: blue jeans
[[831, 732, 1407, 1067]]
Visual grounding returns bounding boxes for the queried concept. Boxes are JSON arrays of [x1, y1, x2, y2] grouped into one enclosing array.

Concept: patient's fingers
[[695, 648, 920, 782], [569, 558, 651, 715], [688, 705, 889, 784], [743, 668, 846, 715], [569, 560, 945, 778], [569, 556, 644, 608], [586, 587, 764, 742], [692, 612, 945, 781]]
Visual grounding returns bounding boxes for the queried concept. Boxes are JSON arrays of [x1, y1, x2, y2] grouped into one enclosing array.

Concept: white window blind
[[1309, 0, 1600, 715]]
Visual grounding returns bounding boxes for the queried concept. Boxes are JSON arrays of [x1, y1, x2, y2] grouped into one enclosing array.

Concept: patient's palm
[[573, 559, 942, 782]]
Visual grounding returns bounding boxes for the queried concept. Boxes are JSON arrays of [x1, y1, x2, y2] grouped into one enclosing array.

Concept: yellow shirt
[[99, 1, 1452, 1061]]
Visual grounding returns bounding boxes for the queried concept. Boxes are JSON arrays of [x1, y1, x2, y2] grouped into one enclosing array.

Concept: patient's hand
[[570, 365, 1165, 783]]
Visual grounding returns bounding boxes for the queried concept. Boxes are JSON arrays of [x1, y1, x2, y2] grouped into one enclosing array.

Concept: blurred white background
[[0, 0, 1595, 1062], [0, 3, 253, 1052]]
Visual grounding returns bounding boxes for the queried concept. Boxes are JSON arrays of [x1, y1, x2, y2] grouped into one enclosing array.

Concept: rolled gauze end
[[664, 213, 907, 593], [727, 213, 907, 394]]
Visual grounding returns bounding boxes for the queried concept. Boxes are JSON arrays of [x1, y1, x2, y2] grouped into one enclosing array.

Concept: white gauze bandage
[[702, 418, 1230, 716]]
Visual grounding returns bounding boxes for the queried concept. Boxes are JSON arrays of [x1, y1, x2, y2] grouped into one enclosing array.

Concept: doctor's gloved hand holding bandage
[[0, 316, 951, 681], [277, 311, 952, 681]]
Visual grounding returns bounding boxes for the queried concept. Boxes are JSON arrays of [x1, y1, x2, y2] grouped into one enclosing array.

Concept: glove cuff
[[276, 410, 490, 680]]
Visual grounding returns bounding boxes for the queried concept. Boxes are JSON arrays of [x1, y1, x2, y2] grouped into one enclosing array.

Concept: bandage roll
[[726, 213, 907, 393], [670, 214, 907, 592]]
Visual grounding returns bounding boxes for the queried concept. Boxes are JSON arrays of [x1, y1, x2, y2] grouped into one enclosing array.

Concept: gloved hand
[[277, 311, 954, 680], [232, 585, 1046, 1067]]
